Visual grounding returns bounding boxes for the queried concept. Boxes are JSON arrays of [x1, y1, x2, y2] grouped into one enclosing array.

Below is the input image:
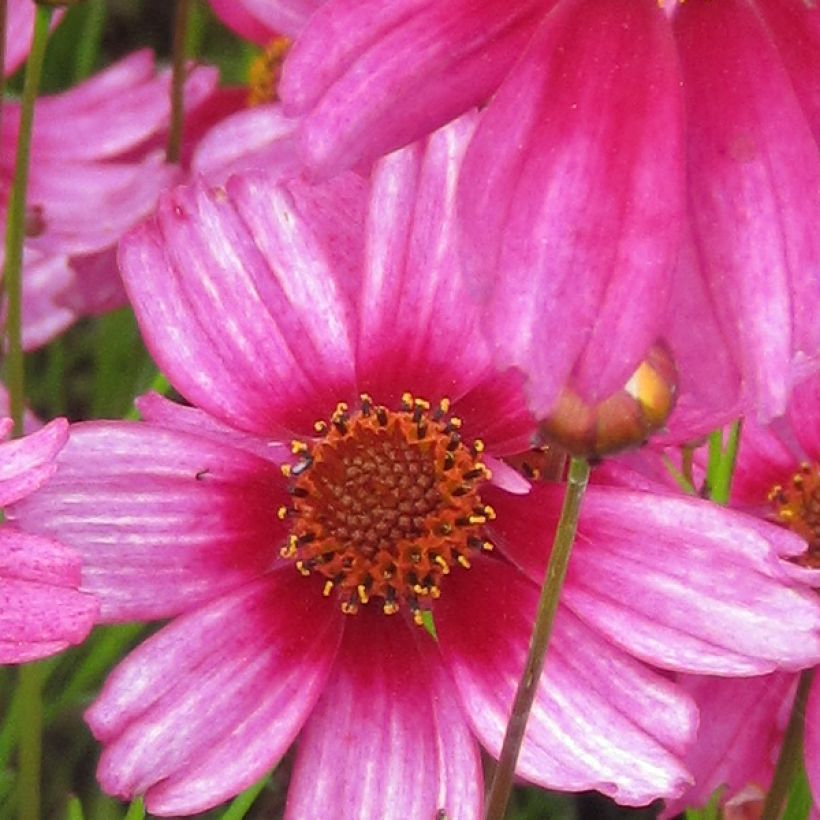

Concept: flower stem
[[4, 8, 52, 820], [484, 456, 591, 820], [15, 663, 43, 820], [760, 668, 815, 820], [4, 2, 52, 438], [0, 0, 7, 137], [707, 419, 742, 505], [166, 0, 191, 163], [72, 0, 107, 81]]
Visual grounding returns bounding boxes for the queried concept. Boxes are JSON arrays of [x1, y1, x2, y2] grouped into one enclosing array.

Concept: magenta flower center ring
[[278, 393, 495, 624], [769, 462, 820, 563]]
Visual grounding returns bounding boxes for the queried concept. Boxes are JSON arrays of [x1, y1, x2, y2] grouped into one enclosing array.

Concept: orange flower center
[[247, 36, 291, 107], [278, 394, 494, 624], [769, 462, 820, 566]]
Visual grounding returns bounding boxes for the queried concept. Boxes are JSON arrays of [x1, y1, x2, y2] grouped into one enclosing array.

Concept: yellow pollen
[[247, 36, 291, 107], [278, 394, 494, 624], [770, 462, 820, 567]]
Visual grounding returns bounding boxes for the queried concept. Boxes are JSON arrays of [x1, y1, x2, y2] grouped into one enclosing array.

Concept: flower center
[[247, 36, 291, 106], [278, 394, 494, 624], [768, 462, 820, 566]]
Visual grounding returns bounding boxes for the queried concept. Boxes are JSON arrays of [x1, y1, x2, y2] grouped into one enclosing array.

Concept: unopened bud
[[536, 343, 677, 459]]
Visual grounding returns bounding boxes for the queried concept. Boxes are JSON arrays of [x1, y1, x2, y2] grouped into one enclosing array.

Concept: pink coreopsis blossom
[[277, 0, 820, 426], [608, 373, 820, 817], [1, 46, 219, 347], [10, 118, 820, 817], [0, 416, 97, 662]]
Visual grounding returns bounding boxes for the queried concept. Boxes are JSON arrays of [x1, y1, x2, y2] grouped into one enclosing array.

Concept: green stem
[[220, 775, 269, 820], [0, 0, 7, 137], [4, 3, 52, 438], [166, 0, 192, 163], [760, 668, 815, 820], [16, 663, 44, 820], [483, 457, 591, 820], [72, 0, 107, 81], [709, 419, 742, 505], [4, 10, 52, 819]]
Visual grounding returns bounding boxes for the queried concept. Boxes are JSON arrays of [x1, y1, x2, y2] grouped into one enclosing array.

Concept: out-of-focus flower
[[11, 117, 820, 816], [1, 48, 220, 346], [0, 416, 97, 663], [3, 0, 63, 77], [278, 0, 820, 426]]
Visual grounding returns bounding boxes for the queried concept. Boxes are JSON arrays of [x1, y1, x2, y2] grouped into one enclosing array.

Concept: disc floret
[[278, 394, 494, 624], [769, 462, 820, 565]]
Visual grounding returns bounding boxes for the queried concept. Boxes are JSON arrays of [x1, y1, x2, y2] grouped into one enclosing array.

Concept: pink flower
[[11, 118, 820, 816], [279, 0, 820, 424], [1, 49, 219, 347], [616, 373, 820, 816], [0, 416, 97, 663]]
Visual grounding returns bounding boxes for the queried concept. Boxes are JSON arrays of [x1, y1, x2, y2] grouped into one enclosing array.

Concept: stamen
[[770, 462, 820, 567], [279, 394, 493, 623]]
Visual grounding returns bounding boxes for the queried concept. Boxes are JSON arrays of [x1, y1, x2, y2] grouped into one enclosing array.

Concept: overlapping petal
[[488, 483, 820, 674], [280, 0, 546, 176], [459, 0, 683, 417], [437, 557, 695, 805], [660, 673, 795, 818], [87, 575, 342, 815], [0, 528, 97, 663], [0, 417, 67, 506], [8, 421, 287, 621], [191, 104, 302, 184], [674, 0, 820, 421]]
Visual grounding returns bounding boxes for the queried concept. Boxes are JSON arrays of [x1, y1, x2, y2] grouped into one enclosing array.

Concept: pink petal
[[60, 249, 128, 318], [790, 372, 820, 461], [0, 528, 97, 663], [674, 0, 820, 421], [209, 0, 321, 41], [135, 393, 290, 464], [730, 420, 801, 511], [20, 251, 77, 350], [356, 113, 492, 404], [191, 104, 302, 184], [451, 367, 536, 457], [287, 609, 481, 820], [489, 483, 820, 674], [755, 0, 820, 146], [661, 673, 794, 817], [8, 421, 288, 622], [436, 557, 695, 805], [4, 0, 62, 77], [0, 418, 67, 506], [87, 574, 342, 814], [26, 152, 178, 257], [27, 54, 218, 161], [281, 0, 546, 176], [660, 229, 742, 443], [806, 674, 820, 810], [119, 173, 358, 437], [459, 0, 683, 417]]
